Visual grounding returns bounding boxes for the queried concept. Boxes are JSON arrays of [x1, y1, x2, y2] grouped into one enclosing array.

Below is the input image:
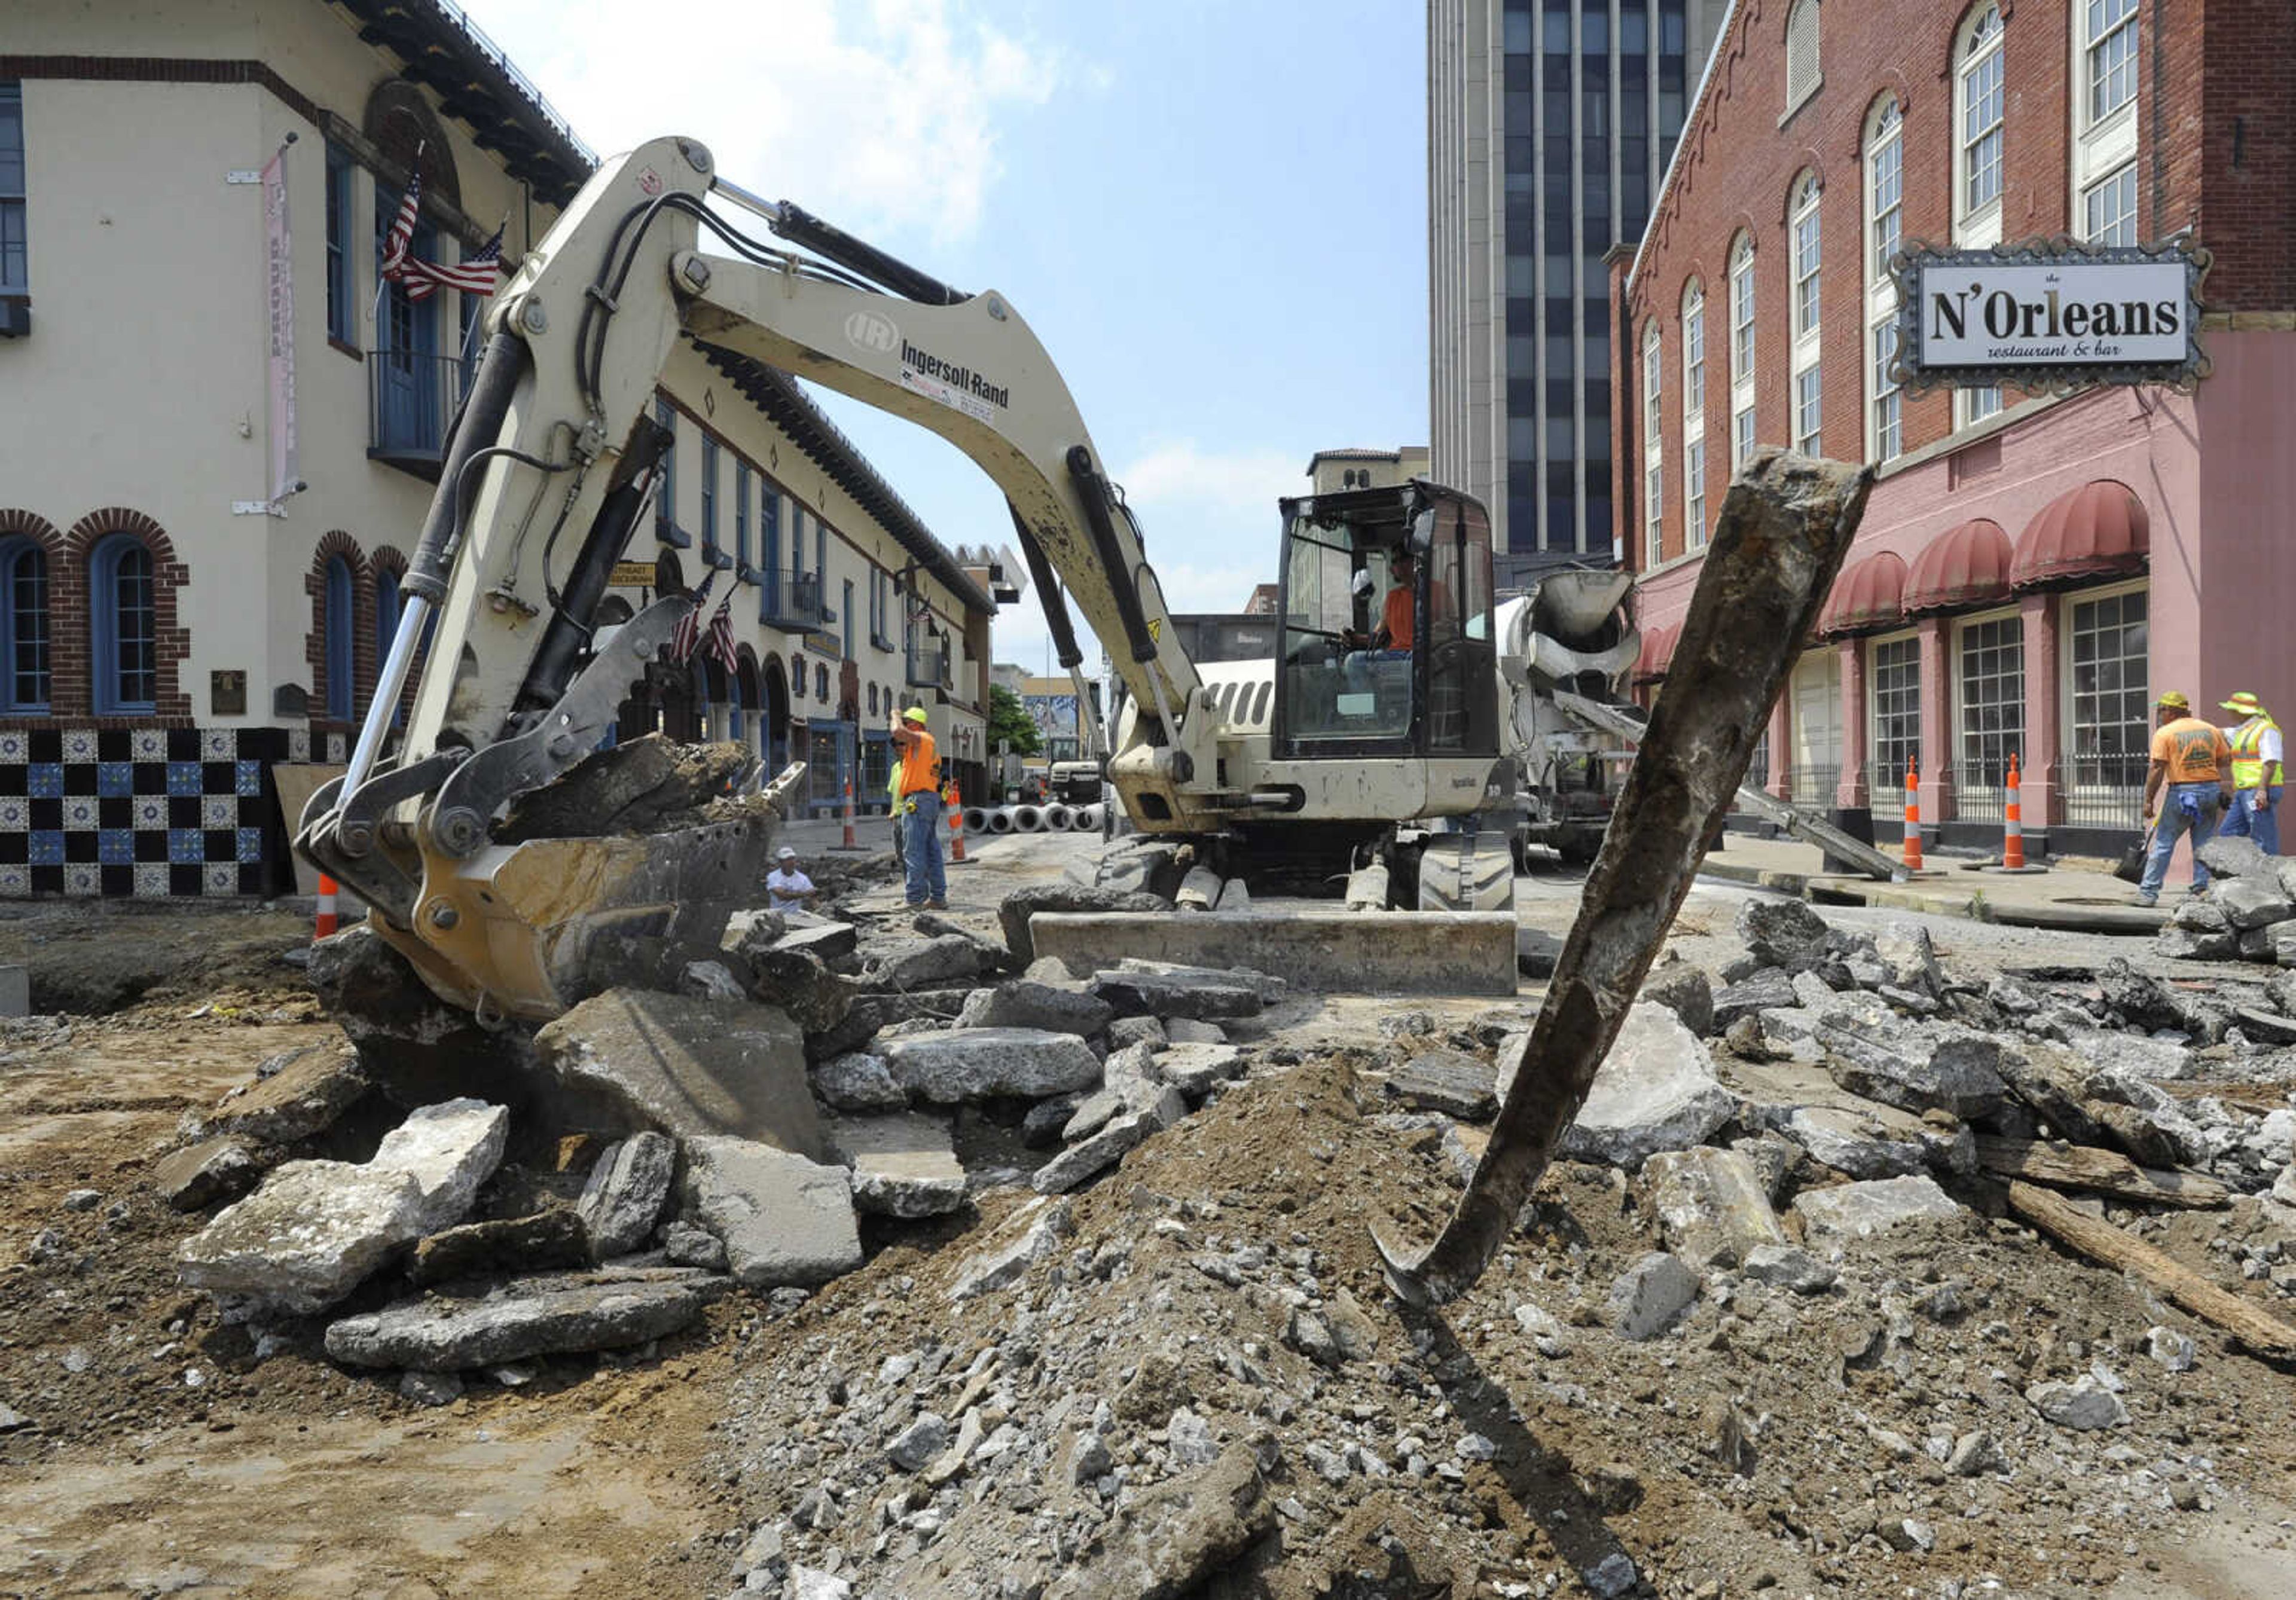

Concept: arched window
[[1956, 5, 2005, 231], [1789, 173, 1824, 457], [90, 533, 156, 715], [1641, 322, 1664, 567], [1728, 234, 1757, 469], [1681, 280, 1707, 548], [0, 538, 50, 714], [374, 566, 404, 727], [1784, 0, 1822, 114], [1866, 98, 1906, 463], [323, 555, 355, 721]]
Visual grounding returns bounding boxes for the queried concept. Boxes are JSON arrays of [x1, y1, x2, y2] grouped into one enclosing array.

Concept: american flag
[[668, 570, 716, 664], [379, 167, 423, 280], [402, 224, 503, 300], [706, 591, 739, 674]]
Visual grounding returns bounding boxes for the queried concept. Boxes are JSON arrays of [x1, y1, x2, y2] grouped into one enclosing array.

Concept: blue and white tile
[[168, 829, 204, 864], [203, 862, 238, 895], [235, 759, 264, 798], [131, 729, 167, 760], [202, 793, 236, 829], [325, 732, 347, 762], [0, 797, 25, 830], [133, 863, 170, 898], [235, 827, 267, 863], [98, 828, 135, 865], [29, 831, 64, 866], [0, 731, 25, 762], [63, 863, 100, 897], [201, 729, 234, 761], [97, 762, 133, 798], [167, 762, 203, 796], [0, 865, 29, 896], [61, 729, 98, 762], [61, 796, 100, 832], [28, 764, 63, 799], [133, 796, 167, 830], [288, 728, 310, 762]]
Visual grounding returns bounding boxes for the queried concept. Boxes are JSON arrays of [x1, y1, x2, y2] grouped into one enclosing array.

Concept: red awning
[[2011, 481, 2150, 591], [1635, 622, 1680, 680], [1904, 518, 2011, 615], [1818, 550, 1909, 638]]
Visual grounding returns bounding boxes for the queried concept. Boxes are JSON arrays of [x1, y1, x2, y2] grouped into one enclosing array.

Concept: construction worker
[[2136, 690, 2234, 908], [2217, 690, 2283, 856], [890, 706, 947, 909]]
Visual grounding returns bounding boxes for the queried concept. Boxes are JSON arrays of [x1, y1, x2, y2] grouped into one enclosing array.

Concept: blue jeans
[[2219, 786, 2283, 857], [903, 791, 946, 905], [2140, 781, 2225, 896]]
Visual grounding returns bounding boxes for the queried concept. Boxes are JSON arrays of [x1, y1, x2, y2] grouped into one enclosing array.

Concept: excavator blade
[[1374, 450, 1871, 1307]]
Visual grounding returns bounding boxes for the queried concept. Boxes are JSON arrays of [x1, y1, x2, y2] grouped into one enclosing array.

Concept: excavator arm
[[298, 136, 1213, 1018]]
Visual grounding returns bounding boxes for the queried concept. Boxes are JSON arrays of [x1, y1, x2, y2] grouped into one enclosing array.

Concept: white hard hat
[[1351, 569, 1376, 599], [776, 845, 796, 860]]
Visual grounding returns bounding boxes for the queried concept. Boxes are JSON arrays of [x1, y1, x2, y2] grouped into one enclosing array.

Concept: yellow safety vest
[[2231, 716, 2283, 790]]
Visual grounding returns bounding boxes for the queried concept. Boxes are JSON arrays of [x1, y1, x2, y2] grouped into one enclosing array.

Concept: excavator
[[296, 135, 1516, 1025]]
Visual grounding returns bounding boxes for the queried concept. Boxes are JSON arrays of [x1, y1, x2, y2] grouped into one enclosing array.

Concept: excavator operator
[[1344, 549, 1418, 655]]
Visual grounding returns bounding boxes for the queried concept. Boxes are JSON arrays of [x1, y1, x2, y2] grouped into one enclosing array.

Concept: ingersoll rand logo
[[845, 312, 900, 355]]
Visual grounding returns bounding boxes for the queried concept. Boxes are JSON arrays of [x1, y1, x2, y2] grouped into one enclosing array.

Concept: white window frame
[[2082, 0, 2139, 129], [1866, 629, 1923, 805], [1642, 323, 1665, 566], [1953, 606, 2026, 802], [1958, 381, 2004, 429], [1790, 173, 1822, 457], [1864, 99, 1904, 465], [2057, 577, 2151, 819], [1685, 437, 1706, 548], [1682, 281, 1706, 545], [1729, 235, 1757, 468], [1784, 0, 1822, 115], [1955, 4, 2005, 245], [2081, 161, 2138, 246]]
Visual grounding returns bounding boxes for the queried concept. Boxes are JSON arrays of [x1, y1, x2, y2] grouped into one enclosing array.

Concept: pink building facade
[[1614, 0, 2296, 859]]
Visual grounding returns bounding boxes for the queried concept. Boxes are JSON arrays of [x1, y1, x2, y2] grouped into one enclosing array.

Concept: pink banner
[[262, 149, 298, 503]]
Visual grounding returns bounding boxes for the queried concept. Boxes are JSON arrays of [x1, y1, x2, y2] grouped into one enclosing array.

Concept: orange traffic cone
[[1901, 761, 1923, 871], [2003, 753, 2026, 869], [315, 874, 339, 939], [841, 778, 857, 850], [948, 783, 967, 863]]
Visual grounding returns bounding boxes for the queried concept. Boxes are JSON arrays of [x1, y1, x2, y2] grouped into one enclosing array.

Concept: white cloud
[[463, 0, 1067, 246], [1109, 441, 1307, 616], [1115, 441, 1306, 514]]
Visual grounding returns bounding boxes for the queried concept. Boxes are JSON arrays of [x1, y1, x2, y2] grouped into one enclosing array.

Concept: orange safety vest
[[897, 728, 940, 796]]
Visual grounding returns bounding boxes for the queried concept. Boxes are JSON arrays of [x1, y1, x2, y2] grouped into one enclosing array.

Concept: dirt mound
[[0, 902, 312, 1015]]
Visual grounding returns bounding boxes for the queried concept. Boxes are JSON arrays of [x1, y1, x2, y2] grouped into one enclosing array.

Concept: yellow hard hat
[[2221, 691, 2266, 716], [903, 706, 930, 724], [2156, 690, 2190, 710]]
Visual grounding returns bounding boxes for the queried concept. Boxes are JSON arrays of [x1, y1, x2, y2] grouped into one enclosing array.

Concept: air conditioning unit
[[0, 300, 30, 338]]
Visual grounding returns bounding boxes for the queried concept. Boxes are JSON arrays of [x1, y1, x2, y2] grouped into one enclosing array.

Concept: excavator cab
[[1271, 481, 1497, 764]]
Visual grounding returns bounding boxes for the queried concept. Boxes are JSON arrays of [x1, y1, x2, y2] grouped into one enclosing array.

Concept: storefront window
[[1870, 635, 1921, 807], [2066, 586, 2149, 826], [1957, 615, 2025, 820]]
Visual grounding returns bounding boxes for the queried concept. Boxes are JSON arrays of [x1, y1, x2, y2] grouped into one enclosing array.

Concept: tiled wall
[[0, 726, 340, 898]]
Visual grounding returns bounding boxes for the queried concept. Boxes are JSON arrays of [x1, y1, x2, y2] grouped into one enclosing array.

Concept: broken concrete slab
[[1784, 1106, 1930, 1180], [324, 1272, 713, 1370], [307, 924, 539, 1113], [370, 1098, 508, 1234], [408, 1209, 589, 1288], [2026, 1375, 2129, 1431], [1739, 1243, 1838, 1294], [1034, 1089, 1186, 1194], [1384, 1050, 1499, 1120], [1557, 1003, 1736, 1170], [176, 1159, 426, 1314], [1030, 911, 1518, 997], [1641, 1147, 1787, 1268], [1089, 970, 1265, 1022], [1735, 898, 1833, 973], [743, 946, 854, 1034], [954, 979, 1114, 1037], [576, 1132, 677, 1259], [210, 1046, 370, 1147], [681, 1137, 862, 1289], [1037, 1445, 1272, 1600], [1817, 1018, 2009, 1122], [1711, 974, 1798, 1032], [1641, 958, 1715, 1037], [2216, 876, 2294, 931], [1791, 1174, 1961, 1241], [804, 989, 971, 1064], [535, 988, 827, 1159], [152, 1138, 264, 1212], [1873, 923, 1946, 996], [1165, 1018, 1228, 1046], [826, 1113, 967, 1219], [949, 1198, 1073, 1300], [811, 1052, 910, 1114], [1175, 865, 1224, 911], [1106, 1015, 1170, 1052], [997, 886, 1171, 967], [2197, 834, 2270, 881], [1153, 1042, 1247, 1102], [881, 1028, 1103, 1105], [1608, 1251, 1700, 1340], [861, 936, 984, 993]]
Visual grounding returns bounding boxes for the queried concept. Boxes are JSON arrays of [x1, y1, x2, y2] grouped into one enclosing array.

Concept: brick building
[[1613, 0, 2295, 857], [0, 0, 997, 898]]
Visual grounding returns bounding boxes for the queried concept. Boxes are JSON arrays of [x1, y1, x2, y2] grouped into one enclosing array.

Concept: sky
[[454, 0, 1430, 676]]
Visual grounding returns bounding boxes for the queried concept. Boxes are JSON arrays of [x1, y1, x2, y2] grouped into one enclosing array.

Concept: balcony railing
[[367, 350, 468, 479], [759, 570, 825, 633], [2062, 748, 2149, 831]]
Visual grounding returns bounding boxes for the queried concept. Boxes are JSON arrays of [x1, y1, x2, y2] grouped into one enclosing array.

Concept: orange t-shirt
[[1382, 585, 1414, 651], [2151, 717, 2230, 784], [897, 728, 940, 795]]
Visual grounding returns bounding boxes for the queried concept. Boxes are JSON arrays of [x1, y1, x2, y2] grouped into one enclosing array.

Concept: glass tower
[[1431, 0, 1720, 584]]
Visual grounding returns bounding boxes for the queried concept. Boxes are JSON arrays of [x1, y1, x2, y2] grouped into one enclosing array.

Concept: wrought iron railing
[[760, 570, 825, 633], [367, 350, 466, 472], [2062, 749, 2150, 830], [1787, 762, 1840, 810], [906, 643, 951, 689]]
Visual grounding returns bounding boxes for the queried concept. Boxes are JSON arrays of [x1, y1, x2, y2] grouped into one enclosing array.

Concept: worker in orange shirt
[[890, 706, 947, 909], [2135, 689, 2234, 908], [1345, 548, 1421, 654]]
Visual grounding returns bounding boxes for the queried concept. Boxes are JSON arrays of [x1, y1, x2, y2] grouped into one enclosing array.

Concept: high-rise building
[[1430, 0, 1723, 584]]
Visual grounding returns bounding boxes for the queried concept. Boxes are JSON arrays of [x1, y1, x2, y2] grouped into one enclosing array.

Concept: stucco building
[[0, 0, 996, 897], [1616, 0, 2295, 857]]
